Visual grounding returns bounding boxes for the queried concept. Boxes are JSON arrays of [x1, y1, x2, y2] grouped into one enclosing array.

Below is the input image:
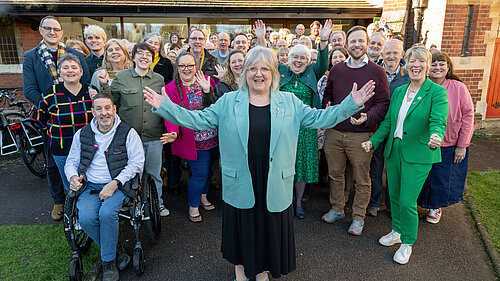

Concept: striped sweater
[[36, 83, 93, 156]]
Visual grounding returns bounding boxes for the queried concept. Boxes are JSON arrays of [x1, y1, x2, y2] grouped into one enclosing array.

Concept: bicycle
[[0, 88, 47, 177]]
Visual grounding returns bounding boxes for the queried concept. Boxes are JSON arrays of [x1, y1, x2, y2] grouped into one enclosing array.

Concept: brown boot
[[51, 204, 64, 221]]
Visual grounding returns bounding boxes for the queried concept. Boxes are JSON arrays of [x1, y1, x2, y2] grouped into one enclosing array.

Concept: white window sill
[[0, 64, 22, 74]]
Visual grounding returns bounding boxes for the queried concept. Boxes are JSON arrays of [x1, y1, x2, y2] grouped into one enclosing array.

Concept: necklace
[[407, 86, 420, 102]]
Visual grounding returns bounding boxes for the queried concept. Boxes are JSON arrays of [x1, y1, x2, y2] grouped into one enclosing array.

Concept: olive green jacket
[[278, 45, 328, 109], [103, 67, 165, 142]]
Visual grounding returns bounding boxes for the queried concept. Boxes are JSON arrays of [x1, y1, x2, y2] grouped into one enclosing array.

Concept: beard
[[348, 48, 366, 60]]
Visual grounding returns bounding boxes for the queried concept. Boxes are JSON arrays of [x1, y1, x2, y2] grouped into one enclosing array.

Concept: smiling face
[[189, 30, 206, 55], [246, 60, 272, 95], [218, 32, 230, 53], [171, 34, 179, 44], [146, 36, 161, 54], [295, 25, 305, 36], [59, 59, 83, 84], [133, 48, 153, 71], [330, 32, 345, 48], [381, 40, 403, 71], [92, 97, 116, 131], [331, 50, 346, 66], [210, 34, 218, 46], [407, 54, 428, 83], [106, 42, 126, 66], [229, 52, 244, 77], [276, 39, 287, 49], [177, 55, 197, 83], [85, 34, 106, 53], [234, 35, 249, 53], [289, 53, 308, 74], [39, 18, 63, 48], [429, 60, 448, 82], [368, 34, 385, 59], [347, 30, 368, 60], [311, 24, 320, 36], [278, 51, 288, 64]]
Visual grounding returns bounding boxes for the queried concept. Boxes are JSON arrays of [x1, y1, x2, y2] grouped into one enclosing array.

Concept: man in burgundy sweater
[[321, 26, 390, 236]]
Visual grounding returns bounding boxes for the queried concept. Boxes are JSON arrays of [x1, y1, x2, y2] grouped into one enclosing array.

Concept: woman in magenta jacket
[[161, 52, 218, 222], [418, 51, 474, 224]]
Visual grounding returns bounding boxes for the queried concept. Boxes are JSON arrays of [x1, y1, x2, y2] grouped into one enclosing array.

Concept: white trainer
[[379, 230, 402, 247], [426, 208, 442, 224], [393, 244, 412, 264], [159, 205, 170, 217]]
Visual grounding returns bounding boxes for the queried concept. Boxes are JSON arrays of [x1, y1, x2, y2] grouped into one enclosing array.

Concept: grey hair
[[83, 25, 107, 41], [142, 32, 167, 58], [57, 53, 82, 72], [404, 46, 432, 75], [298, 36, 312, 49], [238, 46, 280, 92], [382, 39, 404, 53], [289, 44, 311, 64], [331, 30, 346, 41]]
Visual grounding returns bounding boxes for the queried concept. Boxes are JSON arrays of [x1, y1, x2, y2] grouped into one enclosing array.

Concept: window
[[0, 19, 20, 64]]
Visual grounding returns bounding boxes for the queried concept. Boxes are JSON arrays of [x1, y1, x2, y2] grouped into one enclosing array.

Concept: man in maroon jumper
[[321, 26, 390, 236]]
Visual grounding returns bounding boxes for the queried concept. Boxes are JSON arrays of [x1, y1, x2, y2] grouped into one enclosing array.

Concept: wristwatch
[[115, 179, 123, 189]]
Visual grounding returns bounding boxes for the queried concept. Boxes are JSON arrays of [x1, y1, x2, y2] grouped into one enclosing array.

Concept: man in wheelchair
[[65, 92, 145, 281]]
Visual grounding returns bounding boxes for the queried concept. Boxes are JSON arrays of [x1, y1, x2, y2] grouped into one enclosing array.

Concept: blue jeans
[[186, 148, 216, 207], [144, 141, 164, 205], [52, 155, 70, 192], [42, 134, 65, 204], [77, 182, 126, 262], [369, 139, 390, 209]]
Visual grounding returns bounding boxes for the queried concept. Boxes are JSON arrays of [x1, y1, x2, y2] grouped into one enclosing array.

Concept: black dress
[[222, 104, 296, 279]]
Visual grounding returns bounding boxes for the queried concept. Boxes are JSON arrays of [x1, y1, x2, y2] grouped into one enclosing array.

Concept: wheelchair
[[63, 172, 161, 281]]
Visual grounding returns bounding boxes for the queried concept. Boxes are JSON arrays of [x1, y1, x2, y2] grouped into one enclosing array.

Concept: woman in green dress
[[277, 20, 333, 218]]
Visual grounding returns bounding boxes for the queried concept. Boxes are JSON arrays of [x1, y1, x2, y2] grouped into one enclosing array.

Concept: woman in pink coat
[[418, 51, 474, 224], [161, 52, 218, 222]]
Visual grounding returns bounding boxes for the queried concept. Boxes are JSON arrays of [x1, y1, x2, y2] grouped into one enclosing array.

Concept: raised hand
[[428, 133, 442, 149], [319, 19, 334, 41], [88, 87, 98, 99], [160, 132, 178, 144], [195, 71, 211, 93], [97, 69, 109, 85], [361, 141, 373, 153], [253, 20, 266, 39], [350, 112, 367, 125], [214, 64, 227, 81], [144, 86, 166, 110], [350, 80, 376, 107]]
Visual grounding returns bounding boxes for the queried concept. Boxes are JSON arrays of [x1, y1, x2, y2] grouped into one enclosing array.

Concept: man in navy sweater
[[321, 26, 390, 236], [22, 15, 90, 220]]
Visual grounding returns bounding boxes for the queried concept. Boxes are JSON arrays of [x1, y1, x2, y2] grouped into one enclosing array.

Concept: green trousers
[[386, 138, 432, 245]]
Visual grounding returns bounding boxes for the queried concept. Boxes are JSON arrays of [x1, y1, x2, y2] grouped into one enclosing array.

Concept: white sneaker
[[426, 208, 442, 224], [393, 244, 412, 264], [347, 219, 364, 236], [379, 230, 402, 247], [159, 205, 170, 217]]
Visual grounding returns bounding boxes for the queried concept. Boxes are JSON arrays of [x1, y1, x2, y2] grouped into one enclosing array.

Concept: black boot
[[102, 260, 119, 281], [116, 243, 130, 271]]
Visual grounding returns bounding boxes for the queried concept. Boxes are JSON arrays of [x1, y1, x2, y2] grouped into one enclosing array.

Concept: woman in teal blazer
[[145, 46, 375, 281], [362, 46, 449, 265]]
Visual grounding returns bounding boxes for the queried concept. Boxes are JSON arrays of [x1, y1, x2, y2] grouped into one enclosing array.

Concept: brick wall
[[456, 69, 484, 106], [441, 4, 492, 57], [381, 0, 409, 35]]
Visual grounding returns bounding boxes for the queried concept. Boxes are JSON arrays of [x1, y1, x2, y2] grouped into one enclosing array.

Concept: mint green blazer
[[154, 88, 362, 212], [370, 78, 449, 164]]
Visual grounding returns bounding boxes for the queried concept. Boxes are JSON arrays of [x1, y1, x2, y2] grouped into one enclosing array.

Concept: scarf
[[38, 40, 67, 85], [150, 53, 161, 70]]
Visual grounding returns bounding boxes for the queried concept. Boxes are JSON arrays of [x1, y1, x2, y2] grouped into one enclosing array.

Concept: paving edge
[[464, 187, 500, 278]]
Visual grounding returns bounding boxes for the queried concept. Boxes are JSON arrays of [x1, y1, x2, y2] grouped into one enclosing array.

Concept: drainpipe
[[412, 0, 428, 45]]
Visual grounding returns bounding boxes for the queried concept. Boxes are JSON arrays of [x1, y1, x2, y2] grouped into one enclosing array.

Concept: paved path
[[0, 140, 497, 280]]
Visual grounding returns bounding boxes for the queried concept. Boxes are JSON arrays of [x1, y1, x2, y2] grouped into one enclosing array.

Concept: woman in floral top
[[161, 52, 218, 222]]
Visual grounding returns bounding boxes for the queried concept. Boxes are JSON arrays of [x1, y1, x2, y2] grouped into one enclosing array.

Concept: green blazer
[[370, 78, 449, 164], [153, 88, 362, 212], [278, 45, 328, 109]]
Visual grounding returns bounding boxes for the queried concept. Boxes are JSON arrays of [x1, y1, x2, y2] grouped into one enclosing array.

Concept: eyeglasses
[[266, 30, 273, 33], [178, 64, 195, 70], [136, 51, 153, 58], [41, 26, 62, 33], [248, 66, 270, 75]]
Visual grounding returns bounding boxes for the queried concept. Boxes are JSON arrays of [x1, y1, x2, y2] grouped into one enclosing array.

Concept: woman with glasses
[[255, 19, 333, 219], [143, 33, 174, 85], [215, 50, 245, 99], [159, 52, 218, 223], [144, 46, 374, 281], [91, 39, 132, 91]]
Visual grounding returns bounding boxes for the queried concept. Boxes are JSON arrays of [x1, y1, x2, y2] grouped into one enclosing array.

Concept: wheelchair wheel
[[68, 257, 83, 281], [133, 247, 145, 276], [64, 196, 92, 253], [141, 173, 161, 243], [18, 126, 46, 178]]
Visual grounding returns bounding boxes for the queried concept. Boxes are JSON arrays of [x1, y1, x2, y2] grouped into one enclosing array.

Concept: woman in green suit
[[145, 46, 375, 281], [361, 46, 448, 265]]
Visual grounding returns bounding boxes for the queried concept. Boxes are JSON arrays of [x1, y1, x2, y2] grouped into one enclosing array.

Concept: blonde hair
[[100, 39, 132, 72], [238, 46, 280, 92], [66, 39, 90, 56], [404, 46, 432, 75], [83, 25, 107, 41]]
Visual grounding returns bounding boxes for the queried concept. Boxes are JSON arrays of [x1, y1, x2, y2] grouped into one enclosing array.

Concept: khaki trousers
[[324, 129, 373, 221]]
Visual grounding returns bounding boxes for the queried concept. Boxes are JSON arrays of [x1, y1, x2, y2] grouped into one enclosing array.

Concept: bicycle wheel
[[141, 173, 161, 244], [64, 195, 92, 253], [18, 130, 46, 177]]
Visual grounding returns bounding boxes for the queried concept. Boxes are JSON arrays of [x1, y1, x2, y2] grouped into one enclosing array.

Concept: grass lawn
[[466, 170, 500, 254], [0, 224, 99, 281]]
